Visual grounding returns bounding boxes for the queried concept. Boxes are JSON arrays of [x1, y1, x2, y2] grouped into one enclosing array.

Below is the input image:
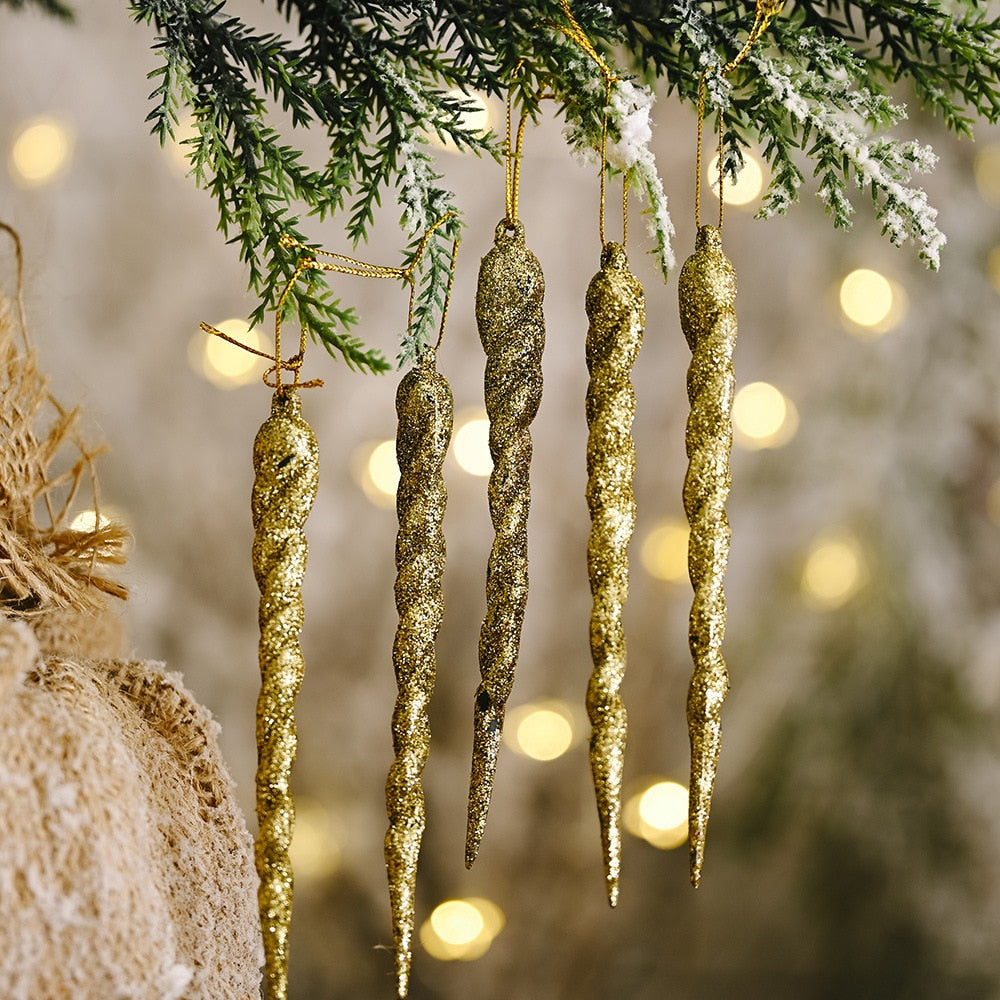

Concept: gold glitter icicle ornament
[[549, 5, 650, 905], [384, 351, 453, 998], [203, 246, 326, 1000], [384, 234, 458, 999], [251, 386, 320, 1000], [585, 241, 645, 907], [466, 216, 545, 867], [678, 0, 782, 889], [678, 225, 737, 888]]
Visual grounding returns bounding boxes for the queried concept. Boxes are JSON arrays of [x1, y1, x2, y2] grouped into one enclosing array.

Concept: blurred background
[[3, 3, 1000, 998]]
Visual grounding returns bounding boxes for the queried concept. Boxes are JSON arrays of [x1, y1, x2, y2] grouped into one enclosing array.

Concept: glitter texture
[[466, 219, 545, 867], [251, 389, 319, 1000], [584, 242, 645, 907], [678, 225, 737, 888], [384, 353, 453, 999]]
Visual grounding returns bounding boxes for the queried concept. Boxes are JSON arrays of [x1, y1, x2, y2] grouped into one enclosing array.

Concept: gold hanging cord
[[201, 212, 458, 386], [547, 0, 629, 249], [694, 0, 784, 231], [503, 57, 557, 229]]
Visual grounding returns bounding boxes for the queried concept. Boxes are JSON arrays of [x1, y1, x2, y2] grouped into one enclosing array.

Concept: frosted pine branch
[[126, 0, 1000, 368], [751, 51, 945, 268], [563, 68, 675, 278]]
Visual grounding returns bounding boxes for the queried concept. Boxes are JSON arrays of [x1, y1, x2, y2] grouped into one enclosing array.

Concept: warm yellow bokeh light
[[838, 268, 905, 335], [640, 519, 689, 583], [70, 509, 111, 533], [624, 779, 689, 850], [204, 321, 259, 380], [453, 411, 492, 476], [801, 531, 866, 609], [9, 116, 73, 187], [464, 897, 505, 940], [733, 381, 799, 449], [69, 507, 131, 553], [639, 781, 688, 830], [190, 319, 266, 389], [987, 246, 1000, 297], [432, 900, 484, 945], [420, 897, 504, 961], [367, 439, 400, 497], [350, 440, 398, 509], [708, 152, 764, 206], [974, 144, 1000, 207], [289, 798, 342, 881], [507, 700, 576, 761], [427, 89, 492, 153]]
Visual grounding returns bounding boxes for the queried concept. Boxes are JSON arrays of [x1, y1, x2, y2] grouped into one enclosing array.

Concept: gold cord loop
[[548, 1, 629, 249], [200, 214, 457, 388], [694, 0, 784, 231]]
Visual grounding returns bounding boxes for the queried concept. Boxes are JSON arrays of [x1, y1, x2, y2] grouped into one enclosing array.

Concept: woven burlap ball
[[0, 240, 262, 998], [0, 617, 262, 1000]]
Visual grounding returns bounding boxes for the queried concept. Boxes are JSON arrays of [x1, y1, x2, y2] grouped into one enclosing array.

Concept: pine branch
[[129, 1, 1000, 370]]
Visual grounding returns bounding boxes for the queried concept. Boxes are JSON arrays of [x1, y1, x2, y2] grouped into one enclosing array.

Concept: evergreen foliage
[[125, 0, 1000, 372]]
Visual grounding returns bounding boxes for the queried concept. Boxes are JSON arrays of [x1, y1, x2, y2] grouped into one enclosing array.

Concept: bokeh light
[[426, 89, 492, 153], [708, 152, 764, 206], [838, 268, 906, 336], [349, 438, 399, 509], [506, 700, 578, 761], [189, 319, 266, 389], [165, 113, 199, 176], [973, 143, 1000, 207], [624, 779, 689, 850], [801, 530, 867, 609], [9, 115, 73, 187], [452, 409, 492, 476], [69, 509, 111, 533], [420, 898, 505, 961], [640, 519, 689, 583], [69, 507, 131, 554], [289, 798, 342, 881], [732, 381, 799, 449]]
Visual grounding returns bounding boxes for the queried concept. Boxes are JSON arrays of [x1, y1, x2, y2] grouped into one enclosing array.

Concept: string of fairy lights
[[7, 97, 1000, 970]]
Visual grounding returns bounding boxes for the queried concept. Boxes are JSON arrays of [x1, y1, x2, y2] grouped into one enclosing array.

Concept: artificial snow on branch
[[122, 0, 1000, 372]]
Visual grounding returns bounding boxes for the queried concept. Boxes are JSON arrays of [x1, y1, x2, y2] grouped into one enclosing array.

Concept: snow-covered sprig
[[396, 136, 461, 367], [561, 58, 675, 278], [605, 79, 676, 277], [750, 50, 945, 268]]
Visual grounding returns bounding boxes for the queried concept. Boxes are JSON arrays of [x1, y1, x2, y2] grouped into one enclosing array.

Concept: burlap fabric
[[0, 620, 262, 999], [0, 237, 261, 998]]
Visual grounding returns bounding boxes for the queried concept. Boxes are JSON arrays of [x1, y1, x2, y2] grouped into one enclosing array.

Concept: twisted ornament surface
[[384, 354, 453, 999], [584, 242, 645, 908], [678, 225, 737, 888], [466, 218, 545, 867], [251, 389, 319, 1000]]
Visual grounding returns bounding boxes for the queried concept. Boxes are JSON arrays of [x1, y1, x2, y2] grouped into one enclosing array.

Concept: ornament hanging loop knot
[[200, 213, 458, 390]]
